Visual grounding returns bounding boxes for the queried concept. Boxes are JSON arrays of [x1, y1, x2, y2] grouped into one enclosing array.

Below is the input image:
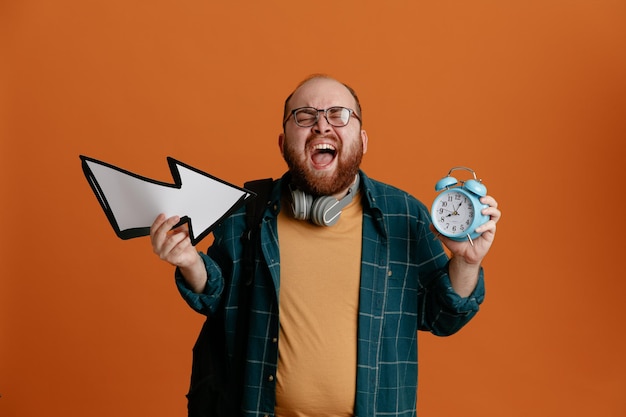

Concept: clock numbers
[[433, 192, 474, 237]]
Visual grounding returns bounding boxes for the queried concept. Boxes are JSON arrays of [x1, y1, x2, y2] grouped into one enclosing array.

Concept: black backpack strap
[[187, 178, 273, 417], [230, 178, 274, 414], [241, 178, 274, 285]]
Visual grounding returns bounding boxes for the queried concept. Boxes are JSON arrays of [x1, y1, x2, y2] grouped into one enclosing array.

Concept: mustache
[[307, 133, 339, 141], [306, 134, 340, 148]]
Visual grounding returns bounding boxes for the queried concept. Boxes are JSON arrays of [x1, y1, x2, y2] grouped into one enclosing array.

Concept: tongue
[[312, 152, 334, 166]]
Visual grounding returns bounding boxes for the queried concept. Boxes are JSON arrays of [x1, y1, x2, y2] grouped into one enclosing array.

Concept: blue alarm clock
[[431, 167, 490, 243]]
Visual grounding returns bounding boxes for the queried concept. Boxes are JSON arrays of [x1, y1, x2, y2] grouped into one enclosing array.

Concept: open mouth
[[310, 143, 337, 168]]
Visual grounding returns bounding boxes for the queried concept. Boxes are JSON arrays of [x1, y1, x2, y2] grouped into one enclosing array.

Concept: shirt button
[[272, 337, 278, 343], [268, 375, 274, 382]]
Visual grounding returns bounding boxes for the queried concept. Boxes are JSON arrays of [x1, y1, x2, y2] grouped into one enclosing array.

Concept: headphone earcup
[[310, 196, 340, 227], [291, 189, 313, 220]]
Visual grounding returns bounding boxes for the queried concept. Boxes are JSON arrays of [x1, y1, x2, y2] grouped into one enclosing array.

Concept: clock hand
[[452, 201, 463, 215]]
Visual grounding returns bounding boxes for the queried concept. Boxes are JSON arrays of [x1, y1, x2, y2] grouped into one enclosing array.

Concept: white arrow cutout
[[81, 156, 254, 245]]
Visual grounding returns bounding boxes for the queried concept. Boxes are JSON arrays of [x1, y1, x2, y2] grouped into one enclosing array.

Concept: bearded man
[[151, 75, 501, 417]]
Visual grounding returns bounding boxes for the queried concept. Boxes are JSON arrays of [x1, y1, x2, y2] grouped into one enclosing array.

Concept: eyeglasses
[[284, 106, 361, 128]]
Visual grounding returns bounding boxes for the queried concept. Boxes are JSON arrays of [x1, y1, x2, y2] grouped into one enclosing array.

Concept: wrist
[[448, 257, 481, 298], [179, 252, 208, 294], [178, 250, 202, 269], [450, 255, 480, 268]]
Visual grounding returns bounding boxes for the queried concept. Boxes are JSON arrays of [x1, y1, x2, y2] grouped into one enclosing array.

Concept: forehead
[[288, 78, 356, 110]]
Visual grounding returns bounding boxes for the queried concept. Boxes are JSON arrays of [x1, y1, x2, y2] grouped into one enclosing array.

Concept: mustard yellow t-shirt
[[274, 192, 363, 417]]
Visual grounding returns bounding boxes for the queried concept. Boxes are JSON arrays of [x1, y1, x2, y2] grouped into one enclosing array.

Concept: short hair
[[282, 74, 362, 125]]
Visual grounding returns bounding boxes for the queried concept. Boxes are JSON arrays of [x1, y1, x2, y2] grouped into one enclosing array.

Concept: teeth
[[312, 144, 336, 151]]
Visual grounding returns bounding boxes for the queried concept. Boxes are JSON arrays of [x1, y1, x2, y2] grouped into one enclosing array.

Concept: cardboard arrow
[[80, 155, 255, 245]]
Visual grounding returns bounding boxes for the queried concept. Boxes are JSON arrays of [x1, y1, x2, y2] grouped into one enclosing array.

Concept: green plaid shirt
[[177, 171, 485, 417]]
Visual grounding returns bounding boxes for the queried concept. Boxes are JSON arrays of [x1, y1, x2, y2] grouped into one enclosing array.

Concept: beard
[[282, 133, 363, 196]]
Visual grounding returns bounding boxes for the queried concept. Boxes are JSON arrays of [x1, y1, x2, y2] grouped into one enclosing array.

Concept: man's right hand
[[150, 214, 207, 293]]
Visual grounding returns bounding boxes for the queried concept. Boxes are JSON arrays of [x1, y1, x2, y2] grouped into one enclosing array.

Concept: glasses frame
[[284, 106, 361, 128]]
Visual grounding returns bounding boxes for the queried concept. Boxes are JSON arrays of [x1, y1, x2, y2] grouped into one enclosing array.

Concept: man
[[151, 75, 501, 416]]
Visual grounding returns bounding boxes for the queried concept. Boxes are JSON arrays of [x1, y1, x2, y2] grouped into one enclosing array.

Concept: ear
[[361, 129, 369, 154], [278, 132, 285, 156]]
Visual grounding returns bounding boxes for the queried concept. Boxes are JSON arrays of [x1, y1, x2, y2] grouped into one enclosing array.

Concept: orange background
[[2, 1, 625, 416]]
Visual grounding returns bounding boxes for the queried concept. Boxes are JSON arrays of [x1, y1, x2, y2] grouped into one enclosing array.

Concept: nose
[[312, 110, 332, 134]]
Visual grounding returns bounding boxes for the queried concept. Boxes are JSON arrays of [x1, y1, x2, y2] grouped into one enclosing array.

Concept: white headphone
[[290, 175, 360, 227]]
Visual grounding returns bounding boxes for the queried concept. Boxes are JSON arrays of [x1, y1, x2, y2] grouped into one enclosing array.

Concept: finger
[[486, 206, 502, 223], [151, 215, 180, 251], [161, 231, 194, 266], [157, 215, 181, 236], [170, 222, 189, 235], [476, 217, 498, 236], [150, 213, 179, 236], [480, 195, 498, 209], [160, 227, 190, 257], [481, 206, 501, 221], [479, 196, 501, 222]]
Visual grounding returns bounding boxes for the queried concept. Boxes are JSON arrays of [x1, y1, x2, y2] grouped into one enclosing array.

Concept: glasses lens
[[292, 107, 354, 127], [294, 108, 318, 127], [327, 107, 351, 126]]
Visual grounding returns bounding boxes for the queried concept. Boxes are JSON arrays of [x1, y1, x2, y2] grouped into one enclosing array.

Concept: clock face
[[433, 190, 475, 237]]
